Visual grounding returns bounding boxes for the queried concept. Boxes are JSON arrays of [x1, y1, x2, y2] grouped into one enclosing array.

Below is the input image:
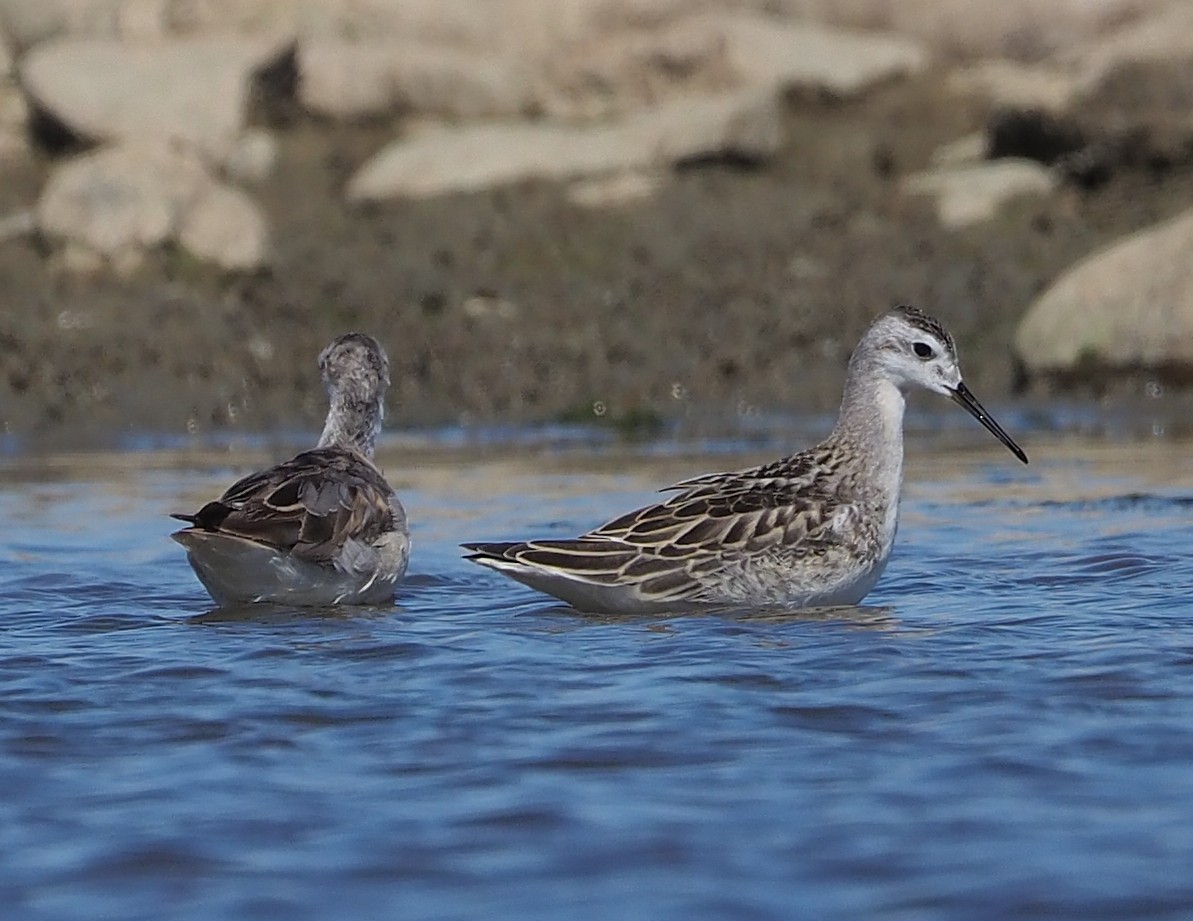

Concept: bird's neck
[[832, 364, 906, 493], [317, 391, 381, 458]]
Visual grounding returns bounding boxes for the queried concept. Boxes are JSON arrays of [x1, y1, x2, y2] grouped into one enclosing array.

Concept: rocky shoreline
[[2, 1, 1193, 449]]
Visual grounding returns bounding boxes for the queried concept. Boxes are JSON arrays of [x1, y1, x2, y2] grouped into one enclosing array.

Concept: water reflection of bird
[[464, 306, 1027, 615], [172, 333, 409, 606]]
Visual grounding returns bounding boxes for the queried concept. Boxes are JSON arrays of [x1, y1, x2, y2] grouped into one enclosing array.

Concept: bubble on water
[[592, 400, 607, 417], [1145, 379, 1164, 399], [670, 382, 687, 401]]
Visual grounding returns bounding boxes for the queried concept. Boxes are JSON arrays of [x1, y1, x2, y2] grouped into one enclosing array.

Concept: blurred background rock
[[0, 0, 1191, 447]]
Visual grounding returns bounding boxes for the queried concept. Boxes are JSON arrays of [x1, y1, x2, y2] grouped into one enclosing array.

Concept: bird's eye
[[913, 342, 935, 359]]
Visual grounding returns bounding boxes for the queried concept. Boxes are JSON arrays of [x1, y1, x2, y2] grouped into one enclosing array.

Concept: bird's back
[[173, 446, 409, 606]]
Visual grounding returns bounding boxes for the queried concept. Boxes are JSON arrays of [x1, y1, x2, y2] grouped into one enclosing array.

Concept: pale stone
[[537, 16, 732, 119], [36, 141, 210, 255], [56, 241, 108, 275], [539, 12, 926, 120], [902, 159, 1057, 228], [110, 245, 147, 277], [178, 182, 270, 271], [299, 40, 396, 119], [930, 132, 988, 167], [300, 38, 533, 120], [767, 0, 1163, 61], [1068, 1, 1193, 91], [222, 128, 278, 183], [1015, 209, 1193, 373], [0, 1, 122, 46], [21, 35, 293, 156], [948, 62, 1081, 113], [0, 85, 27, 161], [567, 171, 661, 208], [348, 88, 780, 200], [0, 210, 33, 242], [163, 0, 703, 57], [35, 139, 270, 271], [710, 11, 928, 97], [116, 0, 170, 39], [0, 85, 27, 126]]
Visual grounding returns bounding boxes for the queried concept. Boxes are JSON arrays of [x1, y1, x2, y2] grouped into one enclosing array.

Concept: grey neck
[[832, 351, 906, 480], [317, 392, 382, 458]]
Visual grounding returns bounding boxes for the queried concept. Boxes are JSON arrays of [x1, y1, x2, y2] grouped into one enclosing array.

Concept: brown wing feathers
[[172, 447, 395, 561]]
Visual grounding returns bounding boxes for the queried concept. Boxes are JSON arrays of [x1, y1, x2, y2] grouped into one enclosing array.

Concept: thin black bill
[[949, 382, 1028, 464]]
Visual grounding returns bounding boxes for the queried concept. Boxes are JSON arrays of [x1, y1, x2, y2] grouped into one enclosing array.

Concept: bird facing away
[[172, 333, 410, 606], [462, 306, 1027, 615]]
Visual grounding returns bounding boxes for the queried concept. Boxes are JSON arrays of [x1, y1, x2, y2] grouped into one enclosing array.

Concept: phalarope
[[172, 333, 410, 606], [463, 305, 1026, 614]]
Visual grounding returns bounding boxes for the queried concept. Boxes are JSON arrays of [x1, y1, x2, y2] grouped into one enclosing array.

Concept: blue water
[[2, 440, 1193, 921]]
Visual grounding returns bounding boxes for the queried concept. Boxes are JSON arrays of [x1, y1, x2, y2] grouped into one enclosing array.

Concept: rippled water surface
[[3, 436, 1193, 920]]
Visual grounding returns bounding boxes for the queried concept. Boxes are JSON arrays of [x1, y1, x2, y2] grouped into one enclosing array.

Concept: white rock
[[300, 38, 533, 120], [35, 140, 270, 270], [538, 12, 926, 120], [348, 88, 780, 200], [0, 85, 27, 161], [1067, 1, 1193, 91], [0, 209, 33, 242], [0, 1, 121, 46], [947, 61, 1080, 113], [930, 132, 988, 167], [116, 0, 170, 39], [158, 0, 703, 57], [56, 241, 108, 275], [179, 182, 270, 271], [537, 16, 732, 119], [767, 0, 1162, 61], [349, 122, 621, 200], [567, 171, 661, 208], [383, 47, 537, 119], [1015, 209, 1193, 374], [902, 159, 1056, 228], [709, 12, 928, 97], [222, 128, 278, 184], [21, 35, 293, 157], [37, 141, 210, 255], [634, 87, 781, 162], [299, 40, 396, 119]]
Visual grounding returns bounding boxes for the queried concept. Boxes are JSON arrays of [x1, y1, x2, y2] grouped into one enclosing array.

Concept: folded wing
[[173, 447, 401, 563]]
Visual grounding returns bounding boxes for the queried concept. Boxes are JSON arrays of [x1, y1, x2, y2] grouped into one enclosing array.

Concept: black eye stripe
[[913, 342, 935, 359]]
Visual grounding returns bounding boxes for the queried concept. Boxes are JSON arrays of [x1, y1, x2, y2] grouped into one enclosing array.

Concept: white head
[[854, 306, 1028, 464], [860, 305, 962, 397], [316, 333, 390, 457]]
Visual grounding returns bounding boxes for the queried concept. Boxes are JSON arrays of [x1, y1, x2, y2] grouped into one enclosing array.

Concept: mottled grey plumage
[[463, 305, 1026, 615], [315, 332, 389, 458], [172, 333, 409, 606]]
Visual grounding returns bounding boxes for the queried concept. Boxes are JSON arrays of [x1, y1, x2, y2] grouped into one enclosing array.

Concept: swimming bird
[[462, 305, 1026, 614], [172, 333, 409, 606]]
